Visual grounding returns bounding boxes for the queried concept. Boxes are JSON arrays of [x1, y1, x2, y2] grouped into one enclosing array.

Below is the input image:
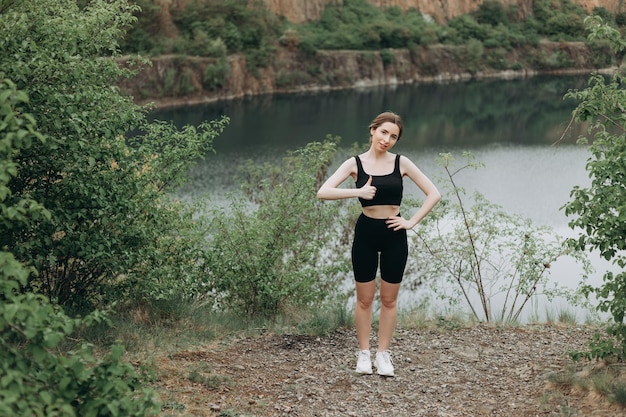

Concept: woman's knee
[[356, 294, 375, 310], [379, 296, 397, 310], [379, 281, 400, 309]]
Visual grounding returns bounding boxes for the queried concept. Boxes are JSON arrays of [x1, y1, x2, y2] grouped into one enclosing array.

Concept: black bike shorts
[[351, 213, 408, 284]]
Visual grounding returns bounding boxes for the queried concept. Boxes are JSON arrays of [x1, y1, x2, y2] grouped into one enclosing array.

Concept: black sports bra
[[354, 154, 403, 207]]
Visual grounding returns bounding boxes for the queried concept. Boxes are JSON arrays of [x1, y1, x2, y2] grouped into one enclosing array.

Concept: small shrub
[[465, 38, 485, 72], [179, 67, 197, 94], [203, 137, 353, 319], [360, 51, 379, 66], [191, 31, 227, 57], [0, 286, 160, 416], [609, 382, 626, 407], [410, 152, 590, 323], [275, 69, 310, 88], [473, 0, 510, 26], [279, 28, 301, 51], [203, 57, 229, 91], [307, 65, 321, 76], [380, 48, 396, 67], [297, 37, 318, 57], [163, 67, 177, 95], [485, 47, 509, 70]]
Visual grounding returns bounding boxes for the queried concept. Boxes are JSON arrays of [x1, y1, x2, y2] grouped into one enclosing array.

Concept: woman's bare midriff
[[362, 205, 401, 219]]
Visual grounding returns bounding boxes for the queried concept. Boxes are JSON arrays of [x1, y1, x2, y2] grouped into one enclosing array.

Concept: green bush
[[203, 57, 230, 90], [485, 47, 510, 70], [0, 79, 48, 232], [179, 67, 197, 94], [189, 29, 228, 57], [0, 76, 158, 417], [0, 0, 228, 313], [169, 0, 283, 56], [564, 17, 626, 361], [0, 270, 160, 416], [296, 0, 431, 50], [275, 68, 310, 88], [533, 0, 587, 40], [163, 67, 177, 95], [244, 40, 275, 72], [546, 13, 586, 40], [592, 7, 615, 24], [472, 0, 510, 26], [204, 137, 353, 319], [380, 48, 396, 67], [587, 40, 615, 67], [464, 38, 485, 72], [447, 14, 490, 44]]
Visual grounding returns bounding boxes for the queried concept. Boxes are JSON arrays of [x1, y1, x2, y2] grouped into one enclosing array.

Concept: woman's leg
[[377, 225, 406, 352], [354, 280, 376, 350], [377, 280, 400, 352]]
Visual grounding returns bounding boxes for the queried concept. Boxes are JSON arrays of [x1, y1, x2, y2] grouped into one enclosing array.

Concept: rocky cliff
[[118, 0, 622, 108], [262, 0, 621, 23], [119, 41, 616, 109]]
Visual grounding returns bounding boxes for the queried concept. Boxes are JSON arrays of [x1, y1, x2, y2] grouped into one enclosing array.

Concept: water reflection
[[151, 75, 589, 153]]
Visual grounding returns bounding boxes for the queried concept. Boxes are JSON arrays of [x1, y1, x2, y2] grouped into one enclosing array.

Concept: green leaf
[[43, 331, 63, 348]]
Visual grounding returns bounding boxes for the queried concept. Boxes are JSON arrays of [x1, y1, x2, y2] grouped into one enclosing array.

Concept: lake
[[151, 75, 614, 323]]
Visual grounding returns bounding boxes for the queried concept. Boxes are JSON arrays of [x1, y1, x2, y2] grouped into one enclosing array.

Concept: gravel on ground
[[157, 324, 626, 417]]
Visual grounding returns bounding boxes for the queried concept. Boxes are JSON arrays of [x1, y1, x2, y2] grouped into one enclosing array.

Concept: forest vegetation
[[116, 0, 624, 103]]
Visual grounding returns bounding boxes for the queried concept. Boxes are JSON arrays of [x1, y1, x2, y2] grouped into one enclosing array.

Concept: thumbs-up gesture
[[360, 176, 376, 200]]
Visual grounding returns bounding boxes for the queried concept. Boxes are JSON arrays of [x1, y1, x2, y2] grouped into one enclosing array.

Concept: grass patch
[[557, 308, 578, 325], [528, 305, 580, 326], [540, 391, 577, 417], [187, 367, 232, 390], [546, 364, 582, 388], [84, 300, 355, 356], [397, 306, 478, 331], [294, 303, 353, 336], [547, 361, 626, 410]]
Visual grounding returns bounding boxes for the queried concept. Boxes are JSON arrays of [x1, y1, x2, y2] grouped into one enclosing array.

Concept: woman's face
[[370, 122, 400, 152]]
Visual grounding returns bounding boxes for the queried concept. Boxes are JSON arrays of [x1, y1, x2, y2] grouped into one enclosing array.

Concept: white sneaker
[[355, 350, 372, 374], [375, 351, 394, 377]]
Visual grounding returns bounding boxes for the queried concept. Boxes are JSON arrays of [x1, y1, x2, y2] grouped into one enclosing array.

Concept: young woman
[[317, 111, 441, 376]]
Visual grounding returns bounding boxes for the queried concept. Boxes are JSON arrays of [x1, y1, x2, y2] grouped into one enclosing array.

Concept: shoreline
[[129, 61, 619, 110]]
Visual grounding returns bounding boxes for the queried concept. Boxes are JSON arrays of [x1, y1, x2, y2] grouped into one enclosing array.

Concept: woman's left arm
[[387, 155, 441, 231]]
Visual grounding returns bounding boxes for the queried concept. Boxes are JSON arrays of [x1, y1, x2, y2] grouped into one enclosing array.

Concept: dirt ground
[[155, 324, 626, 417]]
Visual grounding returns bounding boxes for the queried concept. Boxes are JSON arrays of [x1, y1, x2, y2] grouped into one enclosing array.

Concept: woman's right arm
[[317, 158, 375, 201]]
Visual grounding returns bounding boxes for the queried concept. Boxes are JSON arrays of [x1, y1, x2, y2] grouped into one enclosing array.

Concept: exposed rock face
[[261, 0, 622, 23], [263, 0, 341, 23], [119, 42, 615, 108]]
